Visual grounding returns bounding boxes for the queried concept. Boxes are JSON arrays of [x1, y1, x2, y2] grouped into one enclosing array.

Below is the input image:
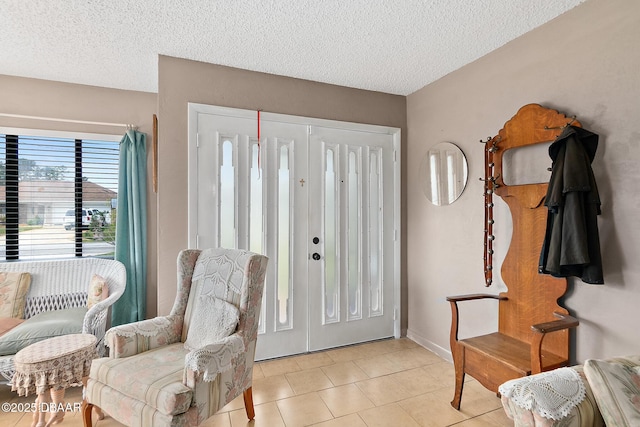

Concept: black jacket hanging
[[539, 125, 604, 284]]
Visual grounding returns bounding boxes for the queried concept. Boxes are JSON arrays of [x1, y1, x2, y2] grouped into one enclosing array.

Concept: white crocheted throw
[[498, 367, 586, 421]]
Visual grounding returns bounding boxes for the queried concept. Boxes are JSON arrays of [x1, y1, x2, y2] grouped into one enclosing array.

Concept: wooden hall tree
[[447, 104, 580, 410]]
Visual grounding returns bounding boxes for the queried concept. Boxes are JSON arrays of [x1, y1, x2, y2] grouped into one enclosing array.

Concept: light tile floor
[[0, 338, 513, 427]]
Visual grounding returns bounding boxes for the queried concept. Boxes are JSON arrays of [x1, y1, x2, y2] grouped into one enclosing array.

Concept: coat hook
[[544, 116, 577, 130]]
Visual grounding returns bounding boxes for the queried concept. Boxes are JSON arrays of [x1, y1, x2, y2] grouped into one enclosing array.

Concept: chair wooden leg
[[450, 347, 465, 410], [81, 376, 104, 424], [80, 400, 105, 427], [243, 387, 255, 420], [81, 400, 93, 427], [451, 370, 465, 410]]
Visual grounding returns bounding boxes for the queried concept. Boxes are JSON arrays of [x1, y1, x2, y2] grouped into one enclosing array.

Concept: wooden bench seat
[[461, 332, 568, 392]]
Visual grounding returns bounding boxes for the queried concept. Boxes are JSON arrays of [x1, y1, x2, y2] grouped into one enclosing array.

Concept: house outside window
[[0, 129, 120, 260]]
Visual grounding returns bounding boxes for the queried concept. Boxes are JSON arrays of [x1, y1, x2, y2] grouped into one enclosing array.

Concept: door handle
[[312, 253, 321, 261]]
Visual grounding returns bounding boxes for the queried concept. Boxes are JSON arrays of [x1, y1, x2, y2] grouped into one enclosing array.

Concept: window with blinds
[[0, 130, 120, 260]]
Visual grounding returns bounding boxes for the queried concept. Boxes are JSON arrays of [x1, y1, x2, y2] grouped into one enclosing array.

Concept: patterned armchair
[[82, 248, 268, 427]]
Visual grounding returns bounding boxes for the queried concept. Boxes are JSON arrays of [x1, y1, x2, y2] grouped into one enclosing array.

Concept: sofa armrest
[[83, 303, 108, 336], [105, 314, 183, 358], [183, 334, 245, 384], [83, 302, 112, 356], [83, 268, 127, 355]]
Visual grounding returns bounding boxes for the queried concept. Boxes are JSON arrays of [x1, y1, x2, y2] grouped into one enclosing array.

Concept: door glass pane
[[220, 139, 235, 248], [369, 150, 383, 316], [250, 141, 266, 334], [250, 142, 263, 254], [324, 147, 338, 324], [277, 144, 291, 330], [347, 150, 361, 320]]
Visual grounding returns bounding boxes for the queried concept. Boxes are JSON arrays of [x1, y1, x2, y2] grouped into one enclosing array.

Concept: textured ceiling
[[0, 0, 586, 96]]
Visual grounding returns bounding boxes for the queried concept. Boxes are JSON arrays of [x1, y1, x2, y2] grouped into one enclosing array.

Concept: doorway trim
[[187, 102, 402, 349]]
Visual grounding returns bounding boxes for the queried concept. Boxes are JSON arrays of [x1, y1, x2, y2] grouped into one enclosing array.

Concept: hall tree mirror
[[420, 142, 469, 205], [501, 141, 554, 185]]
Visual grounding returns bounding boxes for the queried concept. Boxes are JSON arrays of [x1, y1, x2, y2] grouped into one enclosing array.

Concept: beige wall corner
[[406, 0, 640, 362]]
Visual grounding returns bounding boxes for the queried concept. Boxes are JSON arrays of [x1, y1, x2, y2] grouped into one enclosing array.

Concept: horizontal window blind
[[0, 133, 119, 260]]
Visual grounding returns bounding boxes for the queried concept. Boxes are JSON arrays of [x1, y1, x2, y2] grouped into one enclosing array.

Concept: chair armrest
[[105, 314, 184, 358], [447, 293, 507, 353], [183, 334, 245, 384], [531, 312, 579, 334], [446, 293, 508, 302], [530, 312, 579, 374]]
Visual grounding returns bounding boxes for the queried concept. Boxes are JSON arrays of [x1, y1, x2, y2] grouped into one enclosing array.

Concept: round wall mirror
[[419, 142, 469, 206]]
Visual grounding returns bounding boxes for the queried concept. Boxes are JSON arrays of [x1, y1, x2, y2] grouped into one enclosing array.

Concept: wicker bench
[[0, 258, 126, 382]]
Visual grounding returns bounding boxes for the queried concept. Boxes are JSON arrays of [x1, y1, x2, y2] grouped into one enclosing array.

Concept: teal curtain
[[112, 130, 147, 326]]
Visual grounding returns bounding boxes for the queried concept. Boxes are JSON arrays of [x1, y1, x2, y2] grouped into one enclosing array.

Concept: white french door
[[188, 104, 400, 360], [307, 126, 396, 351]]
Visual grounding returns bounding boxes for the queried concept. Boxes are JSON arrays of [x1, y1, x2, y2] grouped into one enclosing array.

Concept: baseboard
[[406, 328, 453, 363]]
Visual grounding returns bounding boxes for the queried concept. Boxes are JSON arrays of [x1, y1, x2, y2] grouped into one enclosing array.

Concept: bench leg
[[451, 346, 465, 410]]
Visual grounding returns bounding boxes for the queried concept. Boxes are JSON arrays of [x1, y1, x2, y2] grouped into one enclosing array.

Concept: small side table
[[11, 334, 98, 427]]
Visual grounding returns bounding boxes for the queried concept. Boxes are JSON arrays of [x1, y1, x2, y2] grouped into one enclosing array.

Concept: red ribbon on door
[[257, 109, 262, 177]]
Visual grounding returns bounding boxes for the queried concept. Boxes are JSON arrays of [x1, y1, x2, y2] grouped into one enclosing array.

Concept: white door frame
[[187, 103, 402, 353]]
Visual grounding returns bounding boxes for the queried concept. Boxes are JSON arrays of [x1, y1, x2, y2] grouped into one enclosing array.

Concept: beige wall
[[406, 0, 640, 362], [0, 75, 159, 318], [156, 57, 408, 329]]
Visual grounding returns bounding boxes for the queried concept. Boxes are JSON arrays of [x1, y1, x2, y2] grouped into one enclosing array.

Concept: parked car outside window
[[63, 208, 109, 230]]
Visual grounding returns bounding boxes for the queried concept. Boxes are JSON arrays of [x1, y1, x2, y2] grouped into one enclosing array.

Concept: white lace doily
[[106, 316, 172, 339], [185, 335, 244, 381], [498, 367, 586, 420]]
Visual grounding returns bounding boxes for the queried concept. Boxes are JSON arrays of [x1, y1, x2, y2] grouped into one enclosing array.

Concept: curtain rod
[[0, 112, 136, 129]]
